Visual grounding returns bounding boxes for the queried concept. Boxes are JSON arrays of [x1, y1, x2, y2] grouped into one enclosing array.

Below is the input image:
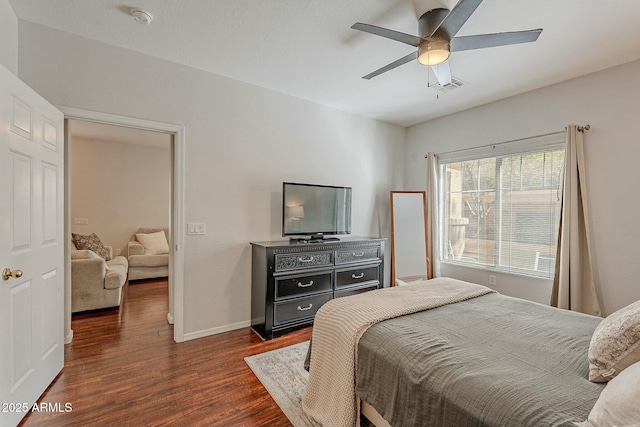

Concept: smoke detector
[[131, 9, 153, 25]]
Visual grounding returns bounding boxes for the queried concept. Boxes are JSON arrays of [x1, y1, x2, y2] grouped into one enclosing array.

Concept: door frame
[[59, 106, 185, 343]]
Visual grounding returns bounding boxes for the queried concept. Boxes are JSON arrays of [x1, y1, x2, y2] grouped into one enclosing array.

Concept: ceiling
[[9, 0, 640, 127]]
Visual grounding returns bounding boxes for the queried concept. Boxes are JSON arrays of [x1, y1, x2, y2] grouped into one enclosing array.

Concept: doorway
[[60, 107, 185, 343]]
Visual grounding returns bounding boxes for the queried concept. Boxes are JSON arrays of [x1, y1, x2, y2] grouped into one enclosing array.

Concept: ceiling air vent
[[429, 77, 466, 93]]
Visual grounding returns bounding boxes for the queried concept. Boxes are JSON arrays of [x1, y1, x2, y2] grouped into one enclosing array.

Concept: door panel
[[42, 270, 59, 355], [42, 117, 57, 151], [42, 164, 58, 244], [1, 64, 64, 427], [11, 280, 33, 387], [10, 95, 32, 139], [11, 152, 32, 249]]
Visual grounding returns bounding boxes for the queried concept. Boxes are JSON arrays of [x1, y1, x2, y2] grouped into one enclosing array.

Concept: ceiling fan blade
[[362, 51, 418, 80], [435, 0, 483, 39], [431, 60, 452, 86], [450, 29, 542, 52], [351, 22, 423, 47]]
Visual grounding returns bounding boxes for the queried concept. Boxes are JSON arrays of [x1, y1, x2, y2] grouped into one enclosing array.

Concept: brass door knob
[[2, 268, 23, 281]]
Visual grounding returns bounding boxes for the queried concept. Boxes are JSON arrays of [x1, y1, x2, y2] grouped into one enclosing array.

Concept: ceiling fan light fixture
[[418, 38, 450, 66]]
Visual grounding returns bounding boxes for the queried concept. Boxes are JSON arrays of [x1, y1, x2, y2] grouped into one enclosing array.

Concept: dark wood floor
[[19, 278, 312, 427]]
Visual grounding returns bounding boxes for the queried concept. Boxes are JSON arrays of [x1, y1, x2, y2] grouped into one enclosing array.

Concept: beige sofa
[[127, 228, 169, 281], [71, 247, 128, 313]]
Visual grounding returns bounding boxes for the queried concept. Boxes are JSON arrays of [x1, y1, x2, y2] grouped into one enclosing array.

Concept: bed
[[301, 278, 640, 427]]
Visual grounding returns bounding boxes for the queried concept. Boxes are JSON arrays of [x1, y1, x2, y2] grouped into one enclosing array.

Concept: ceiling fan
[[351, 0, 542, 86]]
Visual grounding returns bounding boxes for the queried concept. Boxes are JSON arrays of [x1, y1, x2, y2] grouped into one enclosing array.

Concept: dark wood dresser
[[250, 237, 385, 340]]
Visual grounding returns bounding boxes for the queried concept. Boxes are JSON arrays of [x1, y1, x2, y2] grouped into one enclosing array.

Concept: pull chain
[[429, 66, 439, 100]]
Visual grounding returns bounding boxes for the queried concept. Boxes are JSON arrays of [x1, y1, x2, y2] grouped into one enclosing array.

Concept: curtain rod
[[577, 124, 591, 132], [424, 129, 565, 159]]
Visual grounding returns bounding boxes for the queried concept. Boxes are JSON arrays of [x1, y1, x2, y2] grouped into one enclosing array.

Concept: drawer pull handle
[[352, 273, 365, 279], [298, 256, 314, 263], [298, 280, 314, 288], [352, 251, 365, 257], [297, 303, 313, 311]]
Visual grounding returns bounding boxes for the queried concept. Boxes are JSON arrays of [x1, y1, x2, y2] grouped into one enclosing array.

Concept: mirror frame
[[390, 191, 431, 286]]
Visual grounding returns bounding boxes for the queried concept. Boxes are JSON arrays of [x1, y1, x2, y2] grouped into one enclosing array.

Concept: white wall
[[406, 59, 640, 315], [17, 22, 405, 337], [0, 0, 18, 74], [70, 136, 171, 255]]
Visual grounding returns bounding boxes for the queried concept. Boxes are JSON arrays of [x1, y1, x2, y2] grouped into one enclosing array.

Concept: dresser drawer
[[275, 251, 333, 271], [335, 246, 380, 265], [274, 293, 332, 326], [335, 284, 378, 299], [275, 272, 332, 300], [336, 265, 379, 288]]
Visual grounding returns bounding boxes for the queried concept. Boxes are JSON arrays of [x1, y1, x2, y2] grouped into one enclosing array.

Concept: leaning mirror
[[390, 191, 430, 285]]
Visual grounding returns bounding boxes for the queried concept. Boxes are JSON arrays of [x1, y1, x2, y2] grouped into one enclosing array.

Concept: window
[[439, 137, 565, 279]]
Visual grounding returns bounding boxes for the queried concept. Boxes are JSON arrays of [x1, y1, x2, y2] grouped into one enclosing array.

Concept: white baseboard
[[65, 329, 74, 344], [182, 320, 251, 342]]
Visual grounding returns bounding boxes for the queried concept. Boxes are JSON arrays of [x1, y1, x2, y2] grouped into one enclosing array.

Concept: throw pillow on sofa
[[135, 231, 169, 255], [71, 233, 111, 260]]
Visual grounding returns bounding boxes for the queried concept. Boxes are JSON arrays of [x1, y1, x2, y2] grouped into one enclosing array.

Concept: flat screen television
[[282, 182, 352, 241]]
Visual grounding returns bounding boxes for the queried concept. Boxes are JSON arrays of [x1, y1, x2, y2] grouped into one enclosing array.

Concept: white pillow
[[588, 299, 640, 382], [135, 231, 169, 255], [579, 361, 640, 427]]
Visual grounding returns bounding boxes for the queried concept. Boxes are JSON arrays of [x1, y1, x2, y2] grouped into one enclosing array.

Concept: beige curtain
[[550, 125, 602, 316], [425, 153, 439, 278]]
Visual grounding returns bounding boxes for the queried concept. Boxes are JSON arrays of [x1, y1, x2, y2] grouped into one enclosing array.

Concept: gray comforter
[[356, 292, 605, 427]]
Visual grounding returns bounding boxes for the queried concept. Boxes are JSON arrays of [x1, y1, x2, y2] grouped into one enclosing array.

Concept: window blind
[[439, 136, 565, 279]]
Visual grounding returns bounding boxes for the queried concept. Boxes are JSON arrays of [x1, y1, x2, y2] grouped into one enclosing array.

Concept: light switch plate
[[187, 223, 206, 235]]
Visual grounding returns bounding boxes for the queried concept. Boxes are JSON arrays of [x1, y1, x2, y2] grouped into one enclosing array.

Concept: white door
[[0, 65, 64, 427]]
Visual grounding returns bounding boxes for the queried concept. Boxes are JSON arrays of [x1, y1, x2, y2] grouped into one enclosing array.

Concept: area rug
[[244, 341, 320, 427]]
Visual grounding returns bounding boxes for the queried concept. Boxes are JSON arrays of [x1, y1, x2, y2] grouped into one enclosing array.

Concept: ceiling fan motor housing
[[418, 8, 451, 38], [417, 8, 452, 66]]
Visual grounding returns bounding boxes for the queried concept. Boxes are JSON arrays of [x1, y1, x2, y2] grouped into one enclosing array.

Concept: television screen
[[282, 182, 352, 238]]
